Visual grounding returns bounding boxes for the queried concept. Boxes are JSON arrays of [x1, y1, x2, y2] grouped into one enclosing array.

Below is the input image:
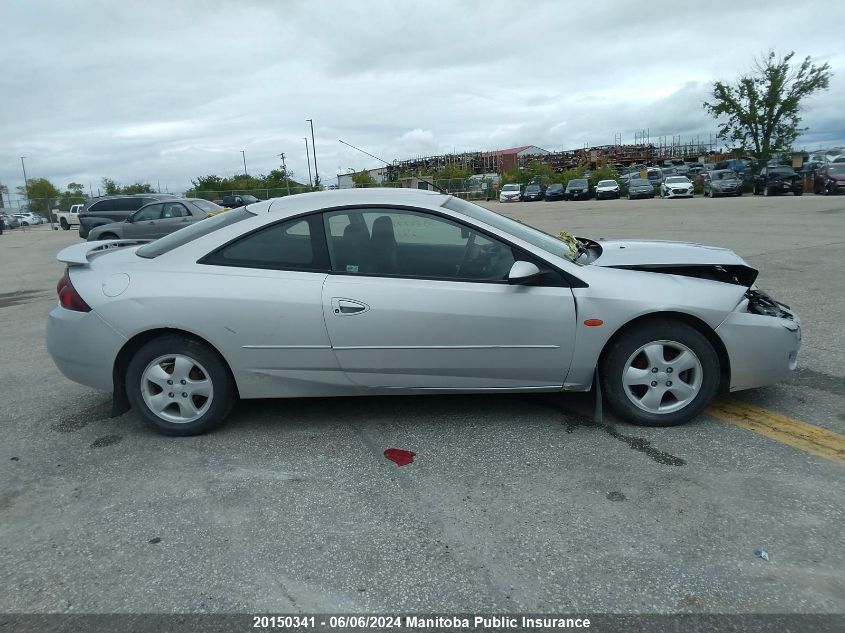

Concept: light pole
[[241, 150, 248, 176], [304, 138, 313, 188], [306, 119, 319, 188]]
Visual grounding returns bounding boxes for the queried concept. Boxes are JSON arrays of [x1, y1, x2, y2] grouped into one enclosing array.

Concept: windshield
[[597, 180, 617, 187], [567, 179, 587, 188], [713, 171, 736, 180], [770, 168, 795, 175], [189, 199, 223, 214], [525, 185, 540, 192], [665, 176, 690, 184], [442, 197, 579, 263], [502, 184, 520, 191], [548, 184, 563, 190], [136, 208, 255, 258], [630, 178, 650, 186], [828, 164, 845, 174]]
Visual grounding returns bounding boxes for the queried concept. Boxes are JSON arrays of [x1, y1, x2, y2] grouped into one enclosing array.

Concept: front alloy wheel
[[601, 321, 720, 426]]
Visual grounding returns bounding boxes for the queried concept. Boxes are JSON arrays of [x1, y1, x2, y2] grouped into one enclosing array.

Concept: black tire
[[600, 320, 720, 427], [736, 192, 742, 197], [98, 232, 119, 240], [794, 190, 803, 196], [126, 335, 236, 436], [60, 218, 70, 230]]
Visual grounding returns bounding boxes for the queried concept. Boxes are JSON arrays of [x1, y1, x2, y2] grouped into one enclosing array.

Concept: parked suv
[[78, 194, 177, 238], [813, 163, 845, 195], [220, 194, 260, 209], [753, 167, 803, 197]]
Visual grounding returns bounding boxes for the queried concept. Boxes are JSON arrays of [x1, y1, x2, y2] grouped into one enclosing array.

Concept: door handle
[[331, 298, 369, 316]]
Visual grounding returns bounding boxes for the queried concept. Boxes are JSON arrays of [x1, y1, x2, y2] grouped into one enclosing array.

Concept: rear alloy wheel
[[601, 321, 720, 426], [126, 335, 235, 435]]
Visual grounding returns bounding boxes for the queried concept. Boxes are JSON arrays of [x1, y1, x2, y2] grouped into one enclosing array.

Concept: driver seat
[[370, 215, 400, 274]]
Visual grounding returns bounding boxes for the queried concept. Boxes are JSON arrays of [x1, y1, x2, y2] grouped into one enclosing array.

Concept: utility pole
[[241, 150, 248, 176], [304, 138, 313, 188], [306, 119, 319, 187], [20, 156, 30, 207], [278, 152, 291, 196]]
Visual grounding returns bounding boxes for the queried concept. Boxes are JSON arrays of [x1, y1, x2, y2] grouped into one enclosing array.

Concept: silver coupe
[[47, 189, 801, 435]]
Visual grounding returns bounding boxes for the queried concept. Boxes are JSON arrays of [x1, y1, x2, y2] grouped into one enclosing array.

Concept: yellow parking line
[[707, 399, 845, 463]]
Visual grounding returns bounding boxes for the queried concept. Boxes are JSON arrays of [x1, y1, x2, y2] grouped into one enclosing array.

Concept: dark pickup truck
[[753, 166, 803, 197], [78, 194, 178, 238], [220, 194, 260, 209]]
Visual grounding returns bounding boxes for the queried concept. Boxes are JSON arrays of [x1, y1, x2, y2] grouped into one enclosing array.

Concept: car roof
[[262, 187, 449, 215]]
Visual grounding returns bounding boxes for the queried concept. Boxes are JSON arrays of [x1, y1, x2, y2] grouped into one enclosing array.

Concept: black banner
[[0, 614, 843, 633]]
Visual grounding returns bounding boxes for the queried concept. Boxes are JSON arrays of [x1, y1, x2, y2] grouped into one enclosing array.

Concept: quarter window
[[201, 216, 328, 272], [323, 208, 515, 281]]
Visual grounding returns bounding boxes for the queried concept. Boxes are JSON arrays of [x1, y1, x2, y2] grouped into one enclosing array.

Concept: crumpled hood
[[589, 238, 758, 286]]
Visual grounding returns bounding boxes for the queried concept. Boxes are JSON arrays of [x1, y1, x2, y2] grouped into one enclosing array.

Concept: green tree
[[703, 50, 832, 160], [351, 170, 376, 187], [58, 182, 87, 211], [101, 177, 120, 195], [100, 178, 154, 195], [587, 165, 619, 188], [16, 178, 60, 214], [121, 182, 155, 194]]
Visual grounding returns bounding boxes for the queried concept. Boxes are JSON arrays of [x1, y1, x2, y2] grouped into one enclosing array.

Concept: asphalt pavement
[[0, 194, 843, 615]]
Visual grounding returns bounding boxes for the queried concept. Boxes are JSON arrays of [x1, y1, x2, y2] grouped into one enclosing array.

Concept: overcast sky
[[2, 0, 844, 200]]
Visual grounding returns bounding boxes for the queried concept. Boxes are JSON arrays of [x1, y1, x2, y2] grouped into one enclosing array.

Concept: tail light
[[56, 269, 91, 312]]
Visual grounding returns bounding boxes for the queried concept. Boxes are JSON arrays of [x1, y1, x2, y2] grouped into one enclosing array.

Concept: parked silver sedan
[[47, 189, 801, 435], [86, 198, 223, 241]]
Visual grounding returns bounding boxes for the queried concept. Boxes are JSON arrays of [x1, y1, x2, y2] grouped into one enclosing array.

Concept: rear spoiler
[[57, 240, 152, 266]]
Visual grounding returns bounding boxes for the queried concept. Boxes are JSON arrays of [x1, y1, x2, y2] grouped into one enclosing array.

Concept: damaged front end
[[745, 288, 794, 319], [607, 263, 758, 287]]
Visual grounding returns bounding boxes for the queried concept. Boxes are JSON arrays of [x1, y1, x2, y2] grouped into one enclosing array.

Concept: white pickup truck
[[56, 204, 83, 230]]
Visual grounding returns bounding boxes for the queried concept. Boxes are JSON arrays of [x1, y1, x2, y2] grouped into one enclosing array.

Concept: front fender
[[562, 266, 745, 390]]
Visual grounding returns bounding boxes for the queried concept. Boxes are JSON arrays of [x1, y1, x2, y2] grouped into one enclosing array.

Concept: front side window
[[323, 208, 515, 281], [133, 204, 164, 221], [201, 215, 328, 272]]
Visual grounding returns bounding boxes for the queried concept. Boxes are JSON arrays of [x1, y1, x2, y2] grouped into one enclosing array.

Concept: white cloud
[[1, 0, 844, 199]]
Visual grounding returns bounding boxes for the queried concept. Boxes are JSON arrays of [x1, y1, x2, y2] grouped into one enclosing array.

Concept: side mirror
[[125, 215, 134, 223], [508, 261, 542, 285]]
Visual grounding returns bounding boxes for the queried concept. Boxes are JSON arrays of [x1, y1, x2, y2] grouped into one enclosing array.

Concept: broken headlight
[[746, 289, 792, 319]]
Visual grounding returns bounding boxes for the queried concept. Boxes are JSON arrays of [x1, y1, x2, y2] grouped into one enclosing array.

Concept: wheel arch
[[597, 311, 731, 392], [111, 327, 240, 416]]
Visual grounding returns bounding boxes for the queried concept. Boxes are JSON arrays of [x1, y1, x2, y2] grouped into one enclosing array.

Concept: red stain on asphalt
[[384, 448, 416, 466]]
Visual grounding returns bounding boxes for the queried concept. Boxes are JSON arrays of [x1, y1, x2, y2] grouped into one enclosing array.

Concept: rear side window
[[87, 200, 114, 214], [137, 208, 255, 258], [199, 215, 329, 272], [109, 198, 145, 212]]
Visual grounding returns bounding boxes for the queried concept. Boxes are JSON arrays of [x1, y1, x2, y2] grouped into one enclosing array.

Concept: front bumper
[[47, 306, 127, 392], [716, 306, 801, 392], [499, 195, 520, 202], [665, 188, 694, 198], [596, 190, 619, 199]]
